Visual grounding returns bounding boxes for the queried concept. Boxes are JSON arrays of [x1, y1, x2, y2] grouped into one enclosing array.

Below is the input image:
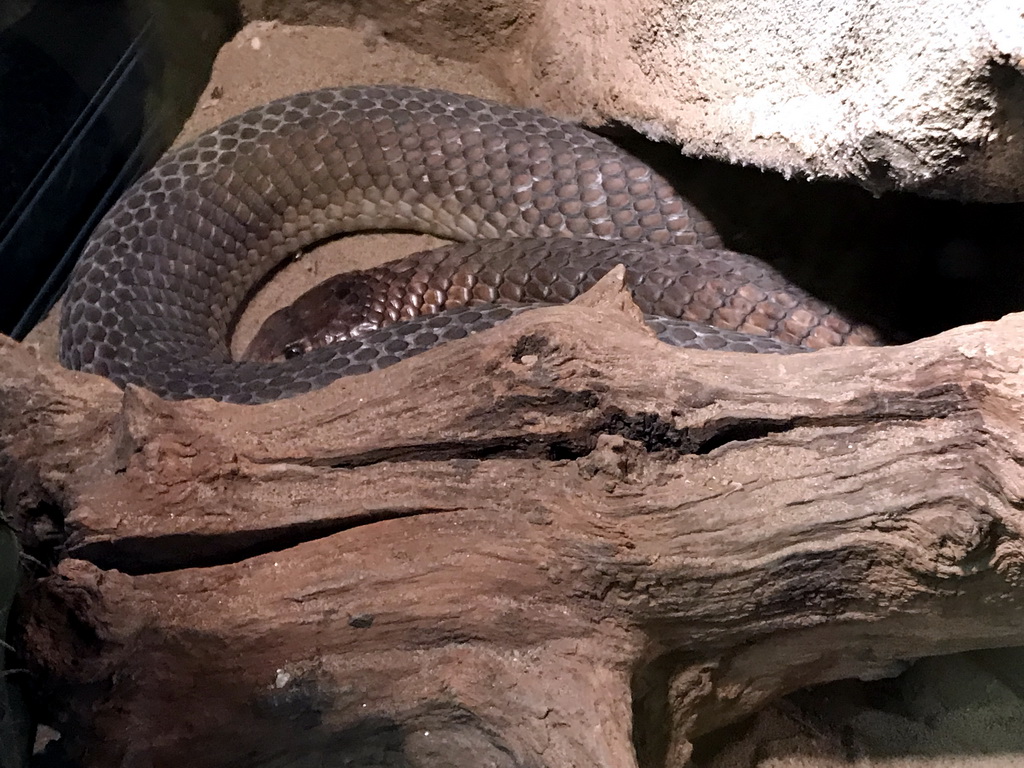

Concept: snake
[[58, 85, 879, 405]]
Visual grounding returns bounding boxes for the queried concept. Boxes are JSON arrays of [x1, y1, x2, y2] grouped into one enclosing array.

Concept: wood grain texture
[[7, 271, 1024, 767]]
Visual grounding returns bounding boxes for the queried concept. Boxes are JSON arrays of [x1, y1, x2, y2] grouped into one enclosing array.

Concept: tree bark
[[5, 269, 1024, 767]]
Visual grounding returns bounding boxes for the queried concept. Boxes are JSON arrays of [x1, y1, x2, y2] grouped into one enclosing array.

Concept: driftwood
[[5, 268, 1024, 767]]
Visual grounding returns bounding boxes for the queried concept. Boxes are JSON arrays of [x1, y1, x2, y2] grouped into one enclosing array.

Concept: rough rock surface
[[241, 0, 1024, 202]]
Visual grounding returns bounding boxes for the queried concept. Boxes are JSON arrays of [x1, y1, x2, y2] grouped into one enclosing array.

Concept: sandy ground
[[27, 20, 1024, 768]]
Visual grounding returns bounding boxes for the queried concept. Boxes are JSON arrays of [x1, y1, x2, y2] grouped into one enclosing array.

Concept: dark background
[[0, 0, 238, 338]]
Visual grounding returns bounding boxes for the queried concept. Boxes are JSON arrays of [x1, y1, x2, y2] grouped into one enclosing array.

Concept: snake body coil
[[59, 85, 875, 404]]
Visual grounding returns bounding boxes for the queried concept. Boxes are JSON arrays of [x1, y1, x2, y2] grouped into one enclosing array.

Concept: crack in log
[[600, 409, 700, 453], [72, 506, 456, 575], [603, 404, 963, 457], [324, 384, 968, 468], [324, 433, 593, 468]]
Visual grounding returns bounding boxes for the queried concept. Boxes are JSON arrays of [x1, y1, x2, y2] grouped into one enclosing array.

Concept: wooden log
[[5, 269, 1024, 767]]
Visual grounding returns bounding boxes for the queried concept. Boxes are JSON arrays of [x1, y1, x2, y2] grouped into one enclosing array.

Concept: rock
[[240, 0, 1024, 201]]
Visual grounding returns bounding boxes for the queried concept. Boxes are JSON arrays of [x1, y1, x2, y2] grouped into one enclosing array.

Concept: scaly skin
[[59, 85, 875, 404]]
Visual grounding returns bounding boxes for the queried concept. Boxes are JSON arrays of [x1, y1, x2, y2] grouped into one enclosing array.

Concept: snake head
[[243, 306, 314, 362], [242, 273, 386, 362]]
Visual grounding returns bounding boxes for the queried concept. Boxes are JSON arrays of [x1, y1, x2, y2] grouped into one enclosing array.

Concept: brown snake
[[58, 85, 878, 404]]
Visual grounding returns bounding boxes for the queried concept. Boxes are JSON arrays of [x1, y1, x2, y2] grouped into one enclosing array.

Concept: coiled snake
[[58, 85, 877, 404]]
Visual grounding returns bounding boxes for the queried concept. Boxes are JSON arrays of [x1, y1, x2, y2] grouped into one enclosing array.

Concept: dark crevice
[[600, 409, 700, 453], [70, 505, 449, 575], [509, 332, 552, 362], [691, 418, 801, 455], [9, 500, 65, 574], [691, 406, 963, 455], [603, 128, 1024, 348], [631, 650, 693, 768], [323, 432, 595, 468], [601, 391, 966, 456], [546, 440, 590, 461]]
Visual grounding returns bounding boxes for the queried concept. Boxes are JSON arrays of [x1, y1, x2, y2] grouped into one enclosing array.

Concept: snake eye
[[282, 343, 306, 359]]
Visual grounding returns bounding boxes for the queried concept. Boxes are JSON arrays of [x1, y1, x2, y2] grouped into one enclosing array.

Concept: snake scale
[[58, 85, 878, 405]]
